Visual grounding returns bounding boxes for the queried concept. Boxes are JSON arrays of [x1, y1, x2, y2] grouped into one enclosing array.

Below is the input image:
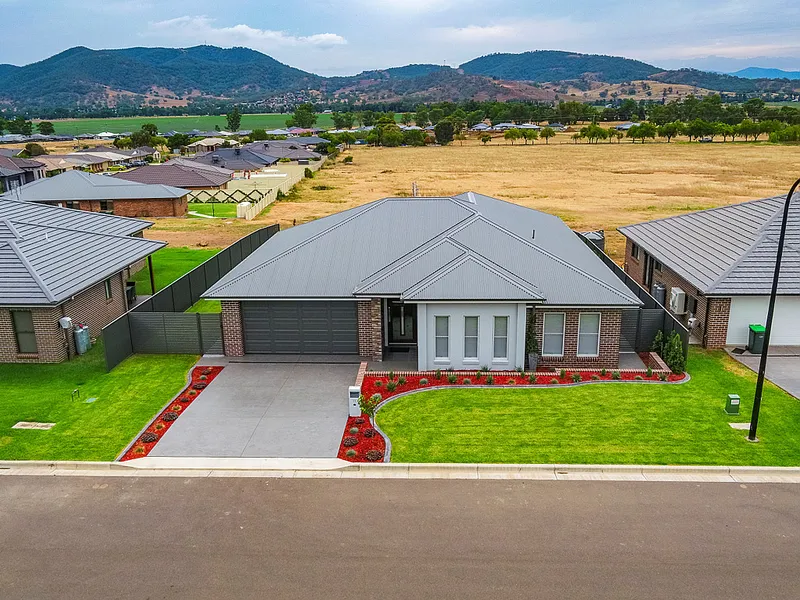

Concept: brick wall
[[623, 238, 645, 284], [357, 299, 383, 361], [534, 308, 622, 369], [0, 273, 128, 364], [74, 196, 188, 217], [705, 297, 731, 349], [221, 301, 244, 356]]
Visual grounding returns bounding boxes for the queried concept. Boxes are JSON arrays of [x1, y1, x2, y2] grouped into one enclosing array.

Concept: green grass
[[376, 349, 800, 466], [46, 113, 336, 136], [0, 344, 197, 461], [188, 202, 238, 219], [186, 299, 221, 313], [131, 246, 220, 295]]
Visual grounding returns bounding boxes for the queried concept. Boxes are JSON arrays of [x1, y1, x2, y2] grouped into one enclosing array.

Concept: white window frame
[[104, 278, 113, 300], [631, 243, 640, 260], [577, 312, 602, 357], [434, 316, 450, 361], [542, 312, 565, 357], [463, 316, 479, 362], [492, 316, 509, 361]]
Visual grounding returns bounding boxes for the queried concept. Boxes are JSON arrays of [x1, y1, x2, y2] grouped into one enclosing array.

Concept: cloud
[[353, 0, 460, 13], [147, 16, 347, 50]]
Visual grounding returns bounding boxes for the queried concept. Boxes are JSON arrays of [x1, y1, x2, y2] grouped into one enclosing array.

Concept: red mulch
[[361, 369, 686, 403], [120, 365, 224, 461], [337, 413, 386, 463]]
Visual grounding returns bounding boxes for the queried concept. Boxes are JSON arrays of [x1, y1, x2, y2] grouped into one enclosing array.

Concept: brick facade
[[534, 307, 622, 369], [70, 196, 188, 218], [0, 273, 128, 364], [624, 238, 729, 348], [221, 301, 245, 357], [357, 299, 383, 361]]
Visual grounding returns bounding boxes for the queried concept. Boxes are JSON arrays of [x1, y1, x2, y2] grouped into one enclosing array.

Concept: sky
[[1, 0, 799, 75]]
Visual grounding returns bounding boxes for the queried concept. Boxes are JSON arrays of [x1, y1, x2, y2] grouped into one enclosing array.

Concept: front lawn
[[188, 202, 238, 219], [131, 246, 219, 294], [376, 349, 800, 466], [0, 343, 197, 461]]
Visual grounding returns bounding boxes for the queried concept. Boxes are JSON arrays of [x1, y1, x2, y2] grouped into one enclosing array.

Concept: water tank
[[73, 324, 91, 355], [651, 282, 667, 307]]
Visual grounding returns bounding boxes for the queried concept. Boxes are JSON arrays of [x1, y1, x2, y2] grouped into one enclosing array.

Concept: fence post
[[197, 312, 204, 354]]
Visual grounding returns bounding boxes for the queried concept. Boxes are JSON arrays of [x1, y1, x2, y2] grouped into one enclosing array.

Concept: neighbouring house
[[0, 155, 46, 193], [619, 195, 800, 349], [187, 147, 279, 172], [203, 193, 642, 370], [615, 122, 641, 131], [70, 146, 134, 168], [31, 155, 79, 177], [130, 145, 161, 162], [112, 163, 233, 190], [0, 198, 163, 363], [186, 138, 238, 154], [470, 123, 491, 131], [1, 170, 189, 218], [243, 141, 321, 161]]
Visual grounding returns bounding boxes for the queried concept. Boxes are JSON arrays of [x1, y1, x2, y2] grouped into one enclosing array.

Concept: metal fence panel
[[199, 314, 224, 354], [103, 315, 133, 370], [620, 309, 639, 353]]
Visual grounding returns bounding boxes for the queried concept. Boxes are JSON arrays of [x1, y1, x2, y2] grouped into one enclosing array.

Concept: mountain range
[[0, 46, 797, 111], [731, 67, 800, 80]]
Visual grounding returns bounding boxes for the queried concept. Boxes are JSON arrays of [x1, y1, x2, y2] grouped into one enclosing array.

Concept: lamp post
[[749, 178, 800, 442]]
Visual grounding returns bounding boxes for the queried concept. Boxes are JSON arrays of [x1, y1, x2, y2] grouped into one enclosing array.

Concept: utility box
[[748, 324, 766, 355], [725, 394, 740, 416], [348, 386, 362, 417], [73, 325, 91, 355]]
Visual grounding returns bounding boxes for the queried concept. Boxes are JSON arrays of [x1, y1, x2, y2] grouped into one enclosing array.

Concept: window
[[578, 313, 601, 357], [631, 243, 640, 260], [493, 316, 509, 360], [434, 316, 449, 359], [99, 200, 114, 213], [464, 316, 479, 360], [654, 260, 663, 272], [11, 311, 37, 354], [104, 278, 113, 300], [542, 313, 565, 356]]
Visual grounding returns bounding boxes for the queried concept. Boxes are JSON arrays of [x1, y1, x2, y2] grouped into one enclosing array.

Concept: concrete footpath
[[2, 459, 800, 482]]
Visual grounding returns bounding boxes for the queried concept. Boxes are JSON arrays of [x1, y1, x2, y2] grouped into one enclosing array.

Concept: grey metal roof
[[0, 200, 163, 305], [618, 196, 799, 295], [188, 148, 279, 171], [243, 142, 320, 160], [205, 193, 640, 306], [0, 170, 188, 203], [112, 164, 232, 188]]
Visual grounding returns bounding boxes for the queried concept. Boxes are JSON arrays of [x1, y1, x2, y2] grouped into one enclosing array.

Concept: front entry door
[[387, 301, 417, 346]]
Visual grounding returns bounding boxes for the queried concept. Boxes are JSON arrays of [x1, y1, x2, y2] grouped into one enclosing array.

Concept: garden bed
[[337, 414, 386, 463], [120, 365, 223, 461]]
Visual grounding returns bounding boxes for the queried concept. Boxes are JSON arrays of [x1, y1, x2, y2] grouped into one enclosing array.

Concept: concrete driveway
[[730, 349, 800, 399], [150, 362, 358, 458]]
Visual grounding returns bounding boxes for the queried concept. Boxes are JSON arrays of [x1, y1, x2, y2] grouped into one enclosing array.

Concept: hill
[[648, 68, 794, 94], [731, 67, 800, 80], [460, 50, 660, 83]]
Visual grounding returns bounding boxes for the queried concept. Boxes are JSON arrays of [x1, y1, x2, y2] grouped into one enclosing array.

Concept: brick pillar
[[357, 299, 383, 361], [221, 301, 244, 357], [704, 297, 731, 349]]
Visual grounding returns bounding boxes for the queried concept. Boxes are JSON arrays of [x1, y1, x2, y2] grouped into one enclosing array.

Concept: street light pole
[[749, 177, 800, 442]]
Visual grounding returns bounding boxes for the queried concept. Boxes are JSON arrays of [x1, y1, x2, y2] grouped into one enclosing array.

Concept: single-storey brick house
[[203, 193, 642, 370], [112, 163, 233, 190], [1, 170, 189, 218], [0, 198, 163, 363], [619, 195, 799, 349]]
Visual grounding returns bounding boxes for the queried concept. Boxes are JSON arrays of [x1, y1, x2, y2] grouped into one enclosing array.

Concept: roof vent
[[464, 192, 477, 204], [531, 229, 536, 240]]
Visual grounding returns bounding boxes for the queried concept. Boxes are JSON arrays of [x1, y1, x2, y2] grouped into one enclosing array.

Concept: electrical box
[[725, 394, 740, 416], [348, 386, 362, 418], [670, 287, 687, 315]]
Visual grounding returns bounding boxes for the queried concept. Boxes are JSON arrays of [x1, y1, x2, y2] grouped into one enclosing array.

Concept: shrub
[[507, 379, 516, 385], [550, 378, 559, 384], [600, 368, 607, 376], [355, 417, 365, 425], [179, 396, 191, 403], [386, 381, 398, 392], [486, 375, 494, 385], [516, 366, 524, 374], [651, 329, 666, 355], [663, 332, 686, 374], [133, 446, 145, 455], [480, 365, 490, 372], [434, 369, 442, 380], [188, 390, 197, 396], [528, 373, 536, 383], [571, 373, 582, 383], [343, 436, 358, 447], [199, 375, 207, 381], [154, 423, 165, 431], [304, 167, 314, 178], [346, 449, 357, 457], [659, 373, 668, 382], [312, 184, 334, 190], [374, 380, 383, 388], [192, 382, 207, 390], [398, 376, 406, 385], [591, 374, 601, 380], [359, 393, 382, 417], [201, 368, 212, 376], [611, 371, 621, 380], [349, 427, 359, 434], [388, 371, 395, 381], [559, 369, 566, 379], [635, 375, 644, 381], [364, 429, 376, 438], [419, 378, 429, 385], [141, 432, 159, 443], [343, 155, 354, 164], [462, 378, 471, 385], [447, 374, 458, 384], [366, 449, 384, 462], [646, 367, 653, 377], [162, 411, 179, 422]]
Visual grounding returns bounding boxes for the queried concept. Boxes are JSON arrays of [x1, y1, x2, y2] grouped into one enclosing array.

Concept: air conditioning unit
[[670, 287, 687, 315]]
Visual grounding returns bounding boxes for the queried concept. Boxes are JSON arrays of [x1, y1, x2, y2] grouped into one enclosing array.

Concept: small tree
[[663, 332, 686, 374], [504, 128, 522, 145], [522, 129, 539, 144], [22, 142, 47, 157], [480, 134, 492, 145], [286, 103, 317, 128], [434, 119, 455, 145], [251, 128, 268, 141], [37, 121, 55, 135], [226, 106, 242, 131], [540, 126, 555, 144]]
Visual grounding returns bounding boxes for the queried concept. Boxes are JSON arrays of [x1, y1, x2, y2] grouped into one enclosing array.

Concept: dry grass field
[[138, 138, 799, 261]]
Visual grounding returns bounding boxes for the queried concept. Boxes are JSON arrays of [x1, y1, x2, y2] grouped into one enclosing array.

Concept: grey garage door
[[241, 301, 359, 354]]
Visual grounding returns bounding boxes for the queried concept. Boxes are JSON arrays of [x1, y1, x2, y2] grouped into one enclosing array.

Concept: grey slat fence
[[103, 224, 279, 370], [577, 233, 689, 358]]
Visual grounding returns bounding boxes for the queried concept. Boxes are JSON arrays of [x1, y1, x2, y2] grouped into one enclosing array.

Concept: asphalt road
[[1, 477, 798, 599]]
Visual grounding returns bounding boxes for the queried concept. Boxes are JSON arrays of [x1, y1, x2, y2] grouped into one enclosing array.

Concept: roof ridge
[[0, 197, 154, 230], [8, 217, 163, 242], [473, 216, 638, 303], [7, 240, 56, 302]]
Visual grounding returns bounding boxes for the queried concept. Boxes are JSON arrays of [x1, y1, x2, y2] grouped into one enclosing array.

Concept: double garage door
[[241, 301, 359, 355]]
